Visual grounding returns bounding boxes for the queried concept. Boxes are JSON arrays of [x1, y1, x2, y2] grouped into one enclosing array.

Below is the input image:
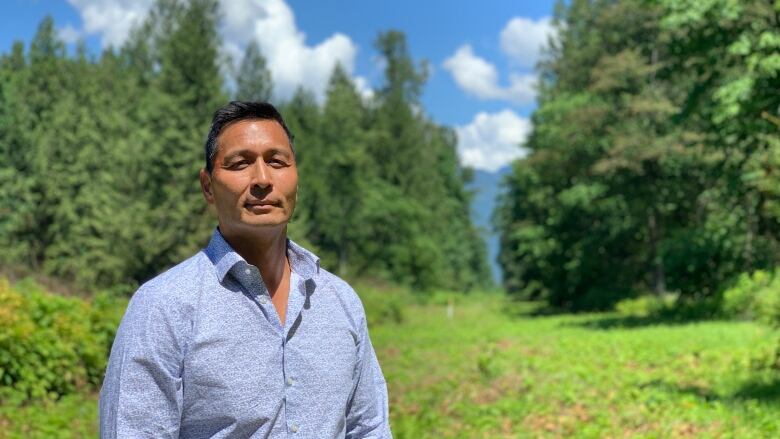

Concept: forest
[[0, 0, 491, 296], [496, 0, 780, 311]]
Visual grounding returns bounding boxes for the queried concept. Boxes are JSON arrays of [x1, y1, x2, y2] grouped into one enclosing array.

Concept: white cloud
[[220, 0, 359, 102], [455, 109, 530, 172], [64, 0, 366, 102], [58, 24, 82, 44], [443, 16, 555, 105], [500, 17, 554, 68], [353, 76, 375, 102], [65, 0, 151, 48], [443, 45, 536, 105]]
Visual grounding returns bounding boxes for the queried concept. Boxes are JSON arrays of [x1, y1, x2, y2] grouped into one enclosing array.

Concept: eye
[[268, 158, 287, 168], [226, 160, 249, 170]]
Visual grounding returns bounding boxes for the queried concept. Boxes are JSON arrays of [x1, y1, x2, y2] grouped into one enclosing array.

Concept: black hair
[[204, 101, 294, 173]]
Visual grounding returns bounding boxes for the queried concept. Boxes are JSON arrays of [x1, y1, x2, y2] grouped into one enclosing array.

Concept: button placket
[[244, 266, 272, 308]]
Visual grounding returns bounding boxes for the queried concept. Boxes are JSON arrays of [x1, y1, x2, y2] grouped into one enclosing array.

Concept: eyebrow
[[221, 150, 250, 162], [222, 147, 292, 162], [268, 147, 293, 157]]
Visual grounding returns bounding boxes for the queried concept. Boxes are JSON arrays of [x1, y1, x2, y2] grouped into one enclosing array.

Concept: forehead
[[217, 119, 292, 153]]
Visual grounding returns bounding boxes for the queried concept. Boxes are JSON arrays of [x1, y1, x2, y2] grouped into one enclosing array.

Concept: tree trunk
[[648, 210, 666, 294], [743, 193, 758, 271], [338, 222, 348, 277], [338, 248, 348, 277]]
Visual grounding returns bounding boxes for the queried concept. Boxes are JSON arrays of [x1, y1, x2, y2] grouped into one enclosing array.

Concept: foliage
[[353, 280, 409, 326], [7, 289, 780, 437], [0, 393, 98, 439], [282, 31, 490, 291], [615, 293, 678, 318], [0, 2, 489, 294], [234, 40, 272, 102], [9, 272, 780, 438], [378, 296, 780, 437], [496, 0, 780, 309], [722, 270, 780, 326], [0, 278, 126, 403]]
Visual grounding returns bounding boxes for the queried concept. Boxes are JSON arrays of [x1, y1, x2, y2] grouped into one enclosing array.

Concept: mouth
[[244, 200, 278, 210]]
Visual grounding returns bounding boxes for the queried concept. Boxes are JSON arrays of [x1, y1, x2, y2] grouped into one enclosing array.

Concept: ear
[[200, 168, 214, 204]]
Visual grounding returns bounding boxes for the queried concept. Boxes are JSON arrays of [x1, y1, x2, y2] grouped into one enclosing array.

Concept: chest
[[269, 274, 291, 326], [179, 286, 359, 433]]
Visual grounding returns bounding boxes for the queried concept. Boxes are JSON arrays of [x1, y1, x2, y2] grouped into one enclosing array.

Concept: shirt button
[[258, 296, 268, 304], [245, 269, 251, 275], [286, 377, 294, 386], [290, 424, 299, 433]]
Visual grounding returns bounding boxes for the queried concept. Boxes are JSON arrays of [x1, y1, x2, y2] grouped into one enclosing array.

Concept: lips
[[244, 199, 278, 209]]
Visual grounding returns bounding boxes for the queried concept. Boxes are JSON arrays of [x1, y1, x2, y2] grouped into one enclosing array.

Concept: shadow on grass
[[567, 313, 718, 330], [563, 298, 724, 330], [501, 304, 716, 328], [500, 300, 600, 319], [502, 296, 723, 329], [733, 377, 780, 402]]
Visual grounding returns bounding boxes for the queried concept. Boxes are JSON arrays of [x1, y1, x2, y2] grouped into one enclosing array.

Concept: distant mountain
[[467, 165, 512, 285]]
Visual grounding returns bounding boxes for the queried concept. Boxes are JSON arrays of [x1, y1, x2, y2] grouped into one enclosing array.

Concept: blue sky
[[1, 0, 556, 173]]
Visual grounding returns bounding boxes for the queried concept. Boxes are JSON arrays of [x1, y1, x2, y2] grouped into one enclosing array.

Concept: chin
[[241, 215, 289, 229]]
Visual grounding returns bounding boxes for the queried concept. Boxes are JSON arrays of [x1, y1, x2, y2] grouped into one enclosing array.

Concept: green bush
[[614, 293, 677, 317], [354, 282, 409, 326], [0, 278, 126, 402], [721, 270, 780, 326]]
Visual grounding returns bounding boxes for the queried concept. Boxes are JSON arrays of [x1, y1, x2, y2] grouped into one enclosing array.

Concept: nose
[[251, 160, 271, 188]]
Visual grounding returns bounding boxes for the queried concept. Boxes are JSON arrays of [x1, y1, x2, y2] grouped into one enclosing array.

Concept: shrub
[[614, 294, 677, 317], [476, 343, 501, 380], [354, 282, 409, 326], [0, 278, 127, 402], [721, 270, 780, 326], [722, 271, 769, 318]]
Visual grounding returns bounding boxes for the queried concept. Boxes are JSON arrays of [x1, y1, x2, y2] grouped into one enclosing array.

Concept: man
[[99, 101, 391, 438]]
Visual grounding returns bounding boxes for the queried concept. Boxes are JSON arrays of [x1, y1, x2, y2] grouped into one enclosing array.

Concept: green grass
[[2, 292, 779, 438], [372, 295, 780, 438], [0, 393, 98, 438]]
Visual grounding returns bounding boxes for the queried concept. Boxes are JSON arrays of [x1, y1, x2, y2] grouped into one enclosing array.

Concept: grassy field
[[2, 292, 779, 438], [373, 294, 780, 438]]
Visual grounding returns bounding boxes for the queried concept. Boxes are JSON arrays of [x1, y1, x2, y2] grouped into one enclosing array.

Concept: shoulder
[[127, 251, 212, 316], [287, 239, 368, 320], [315, 268, 367, 323]]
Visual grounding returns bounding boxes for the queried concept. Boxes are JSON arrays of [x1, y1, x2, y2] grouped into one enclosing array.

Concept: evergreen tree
[[134, 0, 227, 278], [0, 41, 34, 266], [366, 31, 489, 290], [0, 6, 490, 295], [4, 17, 68, 269], [280, 87, 322, 254], [310, 64, 371, 275], [235, 40, 273, 102], [496, 0, 780, 309]]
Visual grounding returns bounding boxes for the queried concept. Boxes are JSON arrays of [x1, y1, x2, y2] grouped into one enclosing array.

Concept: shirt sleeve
[[345, 314, 392, 439], [99, 286, 187, 439]]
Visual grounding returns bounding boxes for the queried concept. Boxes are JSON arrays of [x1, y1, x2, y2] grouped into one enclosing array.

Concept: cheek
[[283, 171, 298, 202], [213, 178, 247, 205]]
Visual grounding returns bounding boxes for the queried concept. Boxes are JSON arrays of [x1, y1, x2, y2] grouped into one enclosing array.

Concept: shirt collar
[[204, 228, 321, 285]]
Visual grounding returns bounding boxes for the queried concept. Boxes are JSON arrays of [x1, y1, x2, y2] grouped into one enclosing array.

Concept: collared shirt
[[99, 229, 391, 438]]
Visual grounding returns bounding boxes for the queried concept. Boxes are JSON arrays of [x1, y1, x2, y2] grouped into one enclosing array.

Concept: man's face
[[200, 119, 297, 236]]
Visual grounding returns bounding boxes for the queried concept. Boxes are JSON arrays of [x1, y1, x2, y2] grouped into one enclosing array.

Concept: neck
[[220, 225, 289, 292]]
